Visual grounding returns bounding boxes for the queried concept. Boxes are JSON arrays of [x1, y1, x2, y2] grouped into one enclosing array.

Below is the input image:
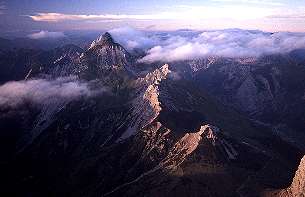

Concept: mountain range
[[0, 32, 304, 197]]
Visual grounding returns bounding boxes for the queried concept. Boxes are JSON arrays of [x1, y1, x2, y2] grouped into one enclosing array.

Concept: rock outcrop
[[81, 32, 133, 73], [263, 155, 305, 197], [279, 156, 305, 197], [117, 64, 170, 141]]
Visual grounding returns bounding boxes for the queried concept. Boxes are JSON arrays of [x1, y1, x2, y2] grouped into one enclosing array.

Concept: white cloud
[[29, 5, 278, 23], [123, 29, 305, 62], [175, 5, 273, 20], [28, 31, 66, 39], [268, 14, 305, 19], [211, 0, 285, 6], [0, 77, 104, 108], [27, 6, 305, 32], [109, 27, 159, 50], [29, 12, 167, 22], [266, 6, 305, 19]]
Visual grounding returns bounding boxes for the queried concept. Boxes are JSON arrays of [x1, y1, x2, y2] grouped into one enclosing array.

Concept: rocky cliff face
[[116, 64, 169, 141], [276, 156, 305, 197], [289, 156, 305, 196], [263, 155, 305, 197], [45, 44, 84, 77]]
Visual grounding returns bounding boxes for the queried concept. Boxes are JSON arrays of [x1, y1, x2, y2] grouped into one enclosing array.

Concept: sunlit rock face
[[289, 156, 305, 196], [280, 156, 305, 197], [263, 155, 305, 197], [116, 64, 169, 141]]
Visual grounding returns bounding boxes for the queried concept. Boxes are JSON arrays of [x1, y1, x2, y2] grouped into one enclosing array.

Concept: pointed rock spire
[[99, 32, 114, 45], [89, 32, 116, 48]]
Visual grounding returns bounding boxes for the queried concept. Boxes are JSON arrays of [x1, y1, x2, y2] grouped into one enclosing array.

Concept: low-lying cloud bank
[[28, 31, 66, 39], [0, 77, 103, 108], [109, 28, 305, 62], [109, 27, 158, 50]]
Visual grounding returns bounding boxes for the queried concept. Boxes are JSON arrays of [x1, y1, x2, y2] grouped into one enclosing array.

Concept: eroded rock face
[[117, 64, 170, 141], [160, 125, 218, 171], [282, 156, 305, 197], [263, 156, 305, 197], [290, 156, 305, 196]]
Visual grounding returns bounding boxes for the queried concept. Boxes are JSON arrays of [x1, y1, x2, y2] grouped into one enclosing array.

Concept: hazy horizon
[[1, 0, 305, 35]]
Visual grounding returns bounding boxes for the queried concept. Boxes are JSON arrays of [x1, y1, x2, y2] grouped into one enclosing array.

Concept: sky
[[0, 0, 305, 34]]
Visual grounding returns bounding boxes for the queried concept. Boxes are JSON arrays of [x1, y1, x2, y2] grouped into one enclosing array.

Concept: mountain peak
[[100, 32, 114, 44], [89, 32, 116, 49]]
